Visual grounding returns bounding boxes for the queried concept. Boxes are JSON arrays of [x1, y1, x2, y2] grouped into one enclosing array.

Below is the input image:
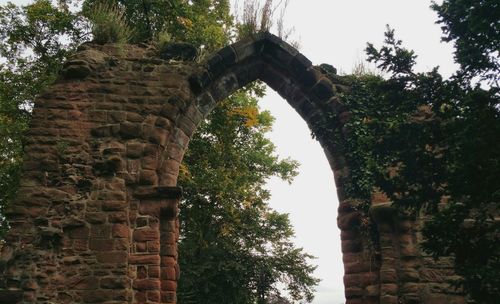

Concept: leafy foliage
[[83, 0, 233, 52], [178, 91, 318, 303], [431, 0, 500, 83], [83, 1, 132, 44], [324, 24, 499, 303]]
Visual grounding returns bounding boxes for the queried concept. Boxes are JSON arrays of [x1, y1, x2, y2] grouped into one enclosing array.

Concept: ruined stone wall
[[0, 33, 466, 304], [0, 44, 197, 303]]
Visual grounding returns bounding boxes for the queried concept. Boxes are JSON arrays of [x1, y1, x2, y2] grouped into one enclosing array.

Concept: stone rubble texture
[[0, 33, 466, 304]]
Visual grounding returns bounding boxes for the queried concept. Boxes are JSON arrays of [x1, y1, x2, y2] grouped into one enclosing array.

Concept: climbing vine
[[312, 27, 499, 303]]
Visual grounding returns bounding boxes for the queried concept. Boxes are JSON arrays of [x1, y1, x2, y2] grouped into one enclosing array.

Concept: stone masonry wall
[[0, 33, 466, 304], [0, 43, 195, 304]]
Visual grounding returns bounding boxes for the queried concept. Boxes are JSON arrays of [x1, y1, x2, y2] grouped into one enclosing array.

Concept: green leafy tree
[[326, 21, 499, 303], [0, 0, 86, 233], [178, 91, 318, 303], [431, 0, 500, 83], [82, 0, 232, 51]]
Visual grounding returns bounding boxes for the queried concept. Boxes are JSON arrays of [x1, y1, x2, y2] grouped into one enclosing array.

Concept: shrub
[[86, 2, 132, 45], [155, 30, 172, 53]]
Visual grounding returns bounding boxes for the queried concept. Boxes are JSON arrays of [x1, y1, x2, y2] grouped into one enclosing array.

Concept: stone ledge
[[133, 186, 183, 200]]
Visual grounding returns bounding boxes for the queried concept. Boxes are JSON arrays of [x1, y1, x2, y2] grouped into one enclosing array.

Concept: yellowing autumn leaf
[[179, 163, 191, 180], [177, 16, 193, 28], [230, 106, 259, 128]]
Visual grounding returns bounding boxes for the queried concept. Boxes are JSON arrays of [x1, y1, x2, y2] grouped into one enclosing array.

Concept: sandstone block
[[129, 254, 161, 265], [81, 290, 114, 303], [160, 267, 176, 281], [85, 212, 107, 224], [90, 239, 114, 251], [147, 240, 160, 253], [133, 228, 159, 242], [100, 277, 130, 289], [90, 224, 111, 238], [112, 224, 130, 238], [66, 226, 90, 239], [147, 290, 161, 302], [67, 276, 99, 290], [108, 211, 128, 223], [133, 279, 160, 291], [161, 280, 177, 292], [97, 251, 127, 264], [120, 122, 142, 139], [102, 201, 127, 211], [148, 266, 160, 278]]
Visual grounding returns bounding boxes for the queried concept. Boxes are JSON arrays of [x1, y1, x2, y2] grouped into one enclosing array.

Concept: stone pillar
[[338, 199, 380, 304], [370, 202, 399, 304], [132, 187, 181, 304]]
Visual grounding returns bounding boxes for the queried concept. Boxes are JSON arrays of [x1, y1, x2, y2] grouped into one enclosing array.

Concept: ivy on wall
[[312, 27, 499, 303]]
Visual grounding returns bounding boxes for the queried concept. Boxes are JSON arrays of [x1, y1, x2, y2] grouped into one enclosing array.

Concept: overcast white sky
[[4, 0, 457, 303], [246, 1, 457, 303]]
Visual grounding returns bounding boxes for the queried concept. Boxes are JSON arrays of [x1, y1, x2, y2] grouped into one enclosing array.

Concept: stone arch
[[185, 32, 353, 196], [183, 32, 374, 302], [0, 33, 464, 304]]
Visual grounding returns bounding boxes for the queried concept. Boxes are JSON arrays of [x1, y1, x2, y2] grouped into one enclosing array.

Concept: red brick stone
[[96, 251, 127, 264], [161, 291, 176, 303], [73, 239, 89, 251], [139, 169, 158, 185], [133, 279, 160, 290], [129, 254, 160, 265], [67, 226, 90, 239], [81, 290, 115, 303], [112, 224, 129, 238], [93, 190, 126, 201], [342, 239, 363, 253], [102, 200, 127, 211], [89, 239, 114, 251], [136, 242, 147, 252], [67, 276, 99, 290], [161, 232, 176, 244], [380, 270, 398, 283], [161, 256, 176, 267], [90, 224, 111, 238], [85, 212, 107, 224], [159, 244, 177, 257], [161, 280, 177, 292], [147, 290, 161, 302], [135, 291, 147, 303], [147, 241, 160, 253], [115, 238, 129, 250], [133, 228, 159, 242], [108, 211, 128, 223], [100, 277, 130, 289], [138, 201, 161, 216], [148, 266, 160, 278], [160, 267, 176, 281]]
